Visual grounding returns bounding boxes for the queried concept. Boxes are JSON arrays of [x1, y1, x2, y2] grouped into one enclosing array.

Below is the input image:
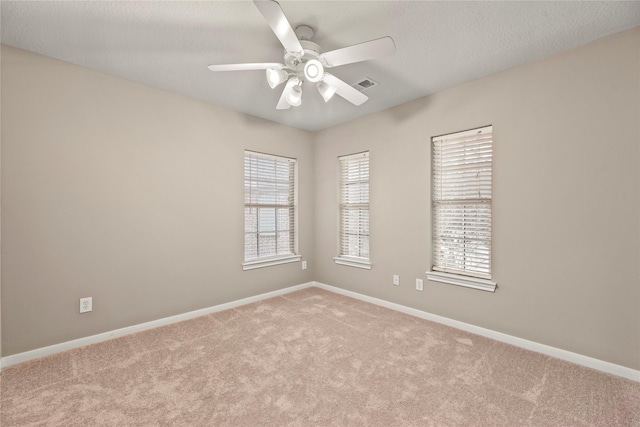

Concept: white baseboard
[[313, 282, 640, 383], [3, 280, 638, 383], [0, 282, 314, 370]]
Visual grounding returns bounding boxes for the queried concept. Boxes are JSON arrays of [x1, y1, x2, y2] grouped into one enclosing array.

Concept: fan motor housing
[[284, 40, 322, 71]]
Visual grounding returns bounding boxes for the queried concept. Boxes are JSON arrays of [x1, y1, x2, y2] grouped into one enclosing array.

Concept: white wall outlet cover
[[393, 275, 399, 286], [302, 261, 308, 270], [416, 279, 424, 291], [80, 297, 92, 313]]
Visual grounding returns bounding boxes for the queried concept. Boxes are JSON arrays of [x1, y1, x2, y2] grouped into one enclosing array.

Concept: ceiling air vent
[[354, 77, 379, 91]]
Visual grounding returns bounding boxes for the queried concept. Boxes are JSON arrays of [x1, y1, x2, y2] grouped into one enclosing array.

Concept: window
[[243, 151, 300, 270], [427, 126, 496, 292], [334, 151, 371, 269]]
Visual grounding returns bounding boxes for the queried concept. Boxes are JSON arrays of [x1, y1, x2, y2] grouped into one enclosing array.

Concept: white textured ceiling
[[2, 1, 639, 131]]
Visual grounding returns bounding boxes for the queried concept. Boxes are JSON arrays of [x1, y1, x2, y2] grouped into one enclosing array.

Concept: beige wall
[[314, 28, 640, 370], [1, 45, 314, 356]]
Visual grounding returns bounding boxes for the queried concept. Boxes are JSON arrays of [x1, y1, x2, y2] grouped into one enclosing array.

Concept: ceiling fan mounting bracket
[[295, 25, 314, 41]]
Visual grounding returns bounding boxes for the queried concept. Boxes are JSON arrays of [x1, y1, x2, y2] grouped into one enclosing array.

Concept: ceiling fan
[[208, 0, 396, 110]]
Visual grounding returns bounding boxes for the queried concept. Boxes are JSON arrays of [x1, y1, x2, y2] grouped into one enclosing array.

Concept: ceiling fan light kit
[[208, 0, 396, 110]]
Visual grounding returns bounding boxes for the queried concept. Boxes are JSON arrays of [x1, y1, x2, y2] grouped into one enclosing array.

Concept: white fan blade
[[321, 37, 396, 68], [208, 63, 283, 72], [323, 74, 368, 106], [254, 0, 304, 56], [276, 78, 297, 110]]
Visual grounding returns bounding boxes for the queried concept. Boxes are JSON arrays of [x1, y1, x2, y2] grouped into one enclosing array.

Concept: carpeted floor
[[1, 286, 639, 426]]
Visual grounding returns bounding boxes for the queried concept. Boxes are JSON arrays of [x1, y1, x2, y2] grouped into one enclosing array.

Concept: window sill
[[243, 255, 301, 271], [426, 271, 496, 292], [334, 256, 372, 270]]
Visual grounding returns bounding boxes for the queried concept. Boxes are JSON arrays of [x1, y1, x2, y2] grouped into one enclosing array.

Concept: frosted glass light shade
[[266, 68, 288, 88], [287, 84, 302, 106], [317, 81, 336, 102]]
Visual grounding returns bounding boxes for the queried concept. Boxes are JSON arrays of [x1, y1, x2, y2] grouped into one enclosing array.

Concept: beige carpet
[[1, 287, 639, 426]]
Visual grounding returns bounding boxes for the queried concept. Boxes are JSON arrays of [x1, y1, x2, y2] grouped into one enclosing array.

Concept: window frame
[[334, 151, 371, 270], [426, 126, 496, 292], [243, 150, 300, 271]]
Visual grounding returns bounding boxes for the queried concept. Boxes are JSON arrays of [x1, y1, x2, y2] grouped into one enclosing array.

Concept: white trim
[[426, 271, 496, 292], [433, 125, 493, 143], [242, 255, 301, 271], [334, 256, 372, 270], [313, 282, 640, 382], [338, 151, 369, 161], [3, 281, 638, 383], [0, 282, 314, 369], [244, 150, 296, 163]]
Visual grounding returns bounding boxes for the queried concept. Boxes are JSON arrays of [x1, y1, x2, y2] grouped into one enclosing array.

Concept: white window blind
[[244, 151, 296, 264], [337, 152, 370, 266], [431, 126, 493, 280]]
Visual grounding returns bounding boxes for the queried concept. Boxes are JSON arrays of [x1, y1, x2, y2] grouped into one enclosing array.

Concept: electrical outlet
[[393, 274, 399, 286], [415, 279, 424, 291], [302, 261, 308, 270], [80, 297, 92, 313]]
